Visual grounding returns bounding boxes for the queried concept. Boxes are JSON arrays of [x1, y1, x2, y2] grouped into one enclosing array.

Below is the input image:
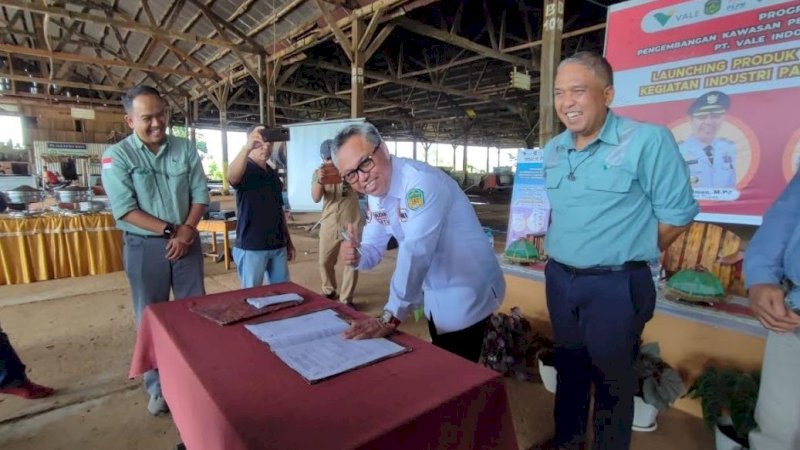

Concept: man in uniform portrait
[[679, 90, 737, 189]]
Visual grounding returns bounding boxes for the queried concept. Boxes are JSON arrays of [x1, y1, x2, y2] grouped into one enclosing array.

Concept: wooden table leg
[[210, 232, 218, 253], [223, 230, 230, 270]]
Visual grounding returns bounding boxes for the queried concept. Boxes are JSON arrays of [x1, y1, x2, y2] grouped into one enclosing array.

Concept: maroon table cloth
[[130, 282, 518, 450]]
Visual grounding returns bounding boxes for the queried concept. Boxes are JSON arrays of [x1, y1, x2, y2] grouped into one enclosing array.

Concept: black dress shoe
[[324, 291, 338, 300]]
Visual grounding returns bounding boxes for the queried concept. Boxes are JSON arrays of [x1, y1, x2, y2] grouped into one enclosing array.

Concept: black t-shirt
[[233, 160, 287, 250]]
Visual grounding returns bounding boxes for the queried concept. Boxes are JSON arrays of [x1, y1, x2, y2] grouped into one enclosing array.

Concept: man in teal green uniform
[[542, 52, 698, 450], [102, 86, 209, 415]]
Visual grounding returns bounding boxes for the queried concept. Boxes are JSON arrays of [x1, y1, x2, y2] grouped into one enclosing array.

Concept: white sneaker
[[147, 393, 169, 416]]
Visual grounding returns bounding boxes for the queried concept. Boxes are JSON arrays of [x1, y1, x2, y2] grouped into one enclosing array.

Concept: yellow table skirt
[[0, 212, 123, 285]]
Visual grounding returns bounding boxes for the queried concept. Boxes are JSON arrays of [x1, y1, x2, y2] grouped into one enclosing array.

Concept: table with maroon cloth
[[129, 282, 518, 450]]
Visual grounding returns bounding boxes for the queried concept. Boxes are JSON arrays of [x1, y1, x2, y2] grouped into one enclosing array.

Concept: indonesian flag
[[102, 157, 113, 170]]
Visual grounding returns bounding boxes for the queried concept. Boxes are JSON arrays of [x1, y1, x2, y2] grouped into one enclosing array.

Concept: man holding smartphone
[[228, 125, 295, 288], [744, 172, 800, 450]]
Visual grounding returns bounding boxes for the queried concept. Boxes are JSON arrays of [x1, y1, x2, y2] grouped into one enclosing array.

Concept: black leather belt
[[124, 231, 168, 239], [552, 259, 649, 275]]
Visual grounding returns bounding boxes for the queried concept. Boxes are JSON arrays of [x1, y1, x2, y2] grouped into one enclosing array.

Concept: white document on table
[[245, 309, 407, 383], [246, 293, 304, 309]]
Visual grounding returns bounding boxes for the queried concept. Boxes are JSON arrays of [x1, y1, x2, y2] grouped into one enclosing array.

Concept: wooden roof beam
[[0, 43, 212, 78], [393, 17, 536, 70], [0, 72, 127, 92], [186, 0, 263, 53], [2, 0, 257, 53], [312, 0, 353, 62], [312, 60, 522, 115]]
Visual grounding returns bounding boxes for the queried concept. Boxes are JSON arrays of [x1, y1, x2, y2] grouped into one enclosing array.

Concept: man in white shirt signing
[[333, 122, 505, 362]]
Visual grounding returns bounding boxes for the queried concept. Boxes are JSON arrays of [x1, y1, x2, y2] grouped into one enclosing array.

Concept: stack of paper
[[246, 293, 304, 308], [245, 309, 408, 383]]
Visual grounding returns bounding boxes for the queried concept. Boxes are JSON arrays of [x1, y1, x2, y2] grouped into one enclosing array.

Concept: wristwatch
[[162, 222, 176, 238], [379, 310, 401, 328]]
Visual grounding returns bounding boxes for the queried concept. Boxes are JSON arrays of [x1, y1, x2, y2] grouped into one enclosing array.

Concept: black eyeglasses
[[342, 143, 381, 183]]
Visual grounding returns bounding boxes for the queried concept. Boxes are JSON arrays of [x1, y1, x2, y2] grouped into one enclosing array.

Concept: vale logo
[[653, 9, 675, 26]]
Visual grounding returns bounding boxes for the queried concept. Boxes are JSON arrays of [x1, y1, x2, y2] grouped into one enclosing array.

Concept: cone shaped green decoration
[[504, 239, 539, 263], [664, 267, 725, 303]]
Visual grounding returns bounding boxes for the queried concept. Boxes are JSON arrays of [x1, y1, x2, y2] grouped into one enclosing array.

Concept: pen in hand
[[340, 227, 363, 255]]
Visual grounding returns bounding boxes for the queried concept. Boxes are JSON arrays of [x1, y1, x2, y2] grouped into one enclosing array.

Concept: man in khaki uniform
[[312, 139, 361, 306]]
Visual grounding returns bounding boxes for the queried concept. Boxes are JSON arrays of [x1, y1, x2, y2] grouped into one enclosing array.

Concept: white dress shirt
[[357, 157, 505, 333]]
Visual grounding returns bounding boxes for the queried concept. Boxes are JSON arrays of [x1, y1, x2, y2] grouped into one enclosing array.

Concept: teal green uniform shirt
[[101, 133, 209, 236], [543, 110, 698, 268]]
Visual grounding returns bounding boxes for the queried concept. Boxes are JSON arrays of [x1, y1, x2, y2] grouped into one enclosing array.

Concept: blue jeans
[[233, 246, 290, 288]]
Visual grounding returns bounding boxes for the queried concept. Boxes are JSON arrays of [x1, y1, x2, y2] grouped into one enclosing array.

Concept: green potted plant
[[632, 342, 685, 432], [686, 367, 760, 449]]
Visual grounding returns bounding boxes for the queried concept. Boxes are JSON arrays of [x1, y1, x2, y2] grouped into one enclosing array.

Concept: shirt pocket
[[585, 173, 633, 193], [167, 163, 190, 194], [130, 167, 158, 204]]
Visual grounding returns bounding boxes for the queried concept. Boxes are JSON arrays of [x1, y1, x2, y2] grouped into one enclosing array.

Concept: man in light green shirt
[[541, 52, 697, 450], [102, 85, 208, 416]]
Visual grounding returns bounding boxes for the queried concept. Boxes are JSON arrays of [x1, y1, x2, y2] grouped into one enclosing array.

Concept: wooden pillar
[[184, 97, 192, 141], [266, 61, 277, 127], [190, 99, 198, 148], [410, 120, 417, 160], [220, 108, 229, 193], [218, 84, 231, 193], [258, 54, 267, 124], [538, 0, 564, 147], [351, 19, 365, 118], [462, 130, 469, 185], [486, 145, 490, 173], [452, 144, 457, 172]]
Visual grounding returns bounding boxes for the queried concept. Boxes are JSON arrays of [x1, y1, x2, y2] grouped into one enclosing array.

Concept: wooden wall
[[1, 100, 127, 144]]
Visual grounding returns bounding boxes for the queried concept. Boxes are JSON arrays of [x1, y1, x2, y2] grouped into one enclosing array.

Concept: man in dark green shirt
[[102, 86, 209, 415]]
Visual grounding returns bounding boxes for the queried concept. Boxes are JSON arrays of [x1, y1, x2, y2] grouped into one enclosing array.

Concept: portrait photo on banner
[[605, 0, 800, 224]]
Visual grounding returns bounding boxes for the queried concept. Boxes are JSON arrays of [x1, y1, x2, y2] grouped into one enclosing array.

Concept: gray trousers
[[123, 232, 205, 397], [750, 329, 800, 450]]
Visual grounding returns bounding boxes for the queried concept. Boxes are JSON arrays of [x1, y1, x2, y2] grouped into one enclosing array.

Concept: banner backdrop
[[505, 149, 550, 250], [606, 0, 800, 224]]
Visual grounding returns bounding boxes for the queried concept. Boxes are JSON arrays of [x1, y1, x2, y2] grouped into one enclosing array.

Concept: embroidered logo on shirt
[[398, 208, 408, 222], [406, 188, 425, 210], [102, 157, 113, 170], [372, 210, 390, 225]]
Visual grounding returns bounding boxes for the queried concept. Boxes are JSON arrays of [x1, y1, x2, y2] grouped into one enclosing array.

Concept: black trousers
[[545, 260, 656, 450], [0, 328, 27, 388], [427, 315, 490, 363]]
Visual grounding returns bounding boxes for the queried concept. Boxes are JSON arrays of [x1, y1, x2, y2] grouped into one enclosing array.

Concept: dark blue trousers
[[545, 260, 656, 450], [0, 328, 27, 388]]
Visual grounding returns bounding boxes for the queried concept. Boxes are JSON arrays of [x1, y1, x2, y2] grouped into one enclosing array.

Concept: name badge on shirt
[[372, 210, 390, 226], [686, 159, 699, 165], [398, 208, 408, 222]]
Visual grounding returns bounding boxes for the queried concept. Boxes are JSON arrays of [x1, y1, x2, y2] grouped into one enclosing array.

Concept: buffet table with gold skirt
[[0, 212, 123, 285]]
